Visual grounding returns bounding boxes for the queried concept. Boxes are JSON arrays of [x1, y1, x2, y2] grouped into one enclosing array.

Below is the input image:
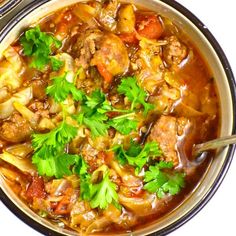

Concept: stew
[[0, 0, 219, 234]]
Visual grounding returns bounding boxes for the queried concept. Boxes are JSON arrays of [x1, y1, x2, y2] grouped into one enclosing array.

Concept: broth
[[0, 0, 220, 234]]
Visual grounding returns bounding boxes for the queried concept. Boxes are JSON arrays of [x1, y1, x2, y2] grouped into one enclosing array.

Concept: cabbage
[[0, 151, 36, 175], [3, 46, 24, 74], [13, 101, 38, 128], [0, 46, 25, 90], [0, 87, 33, 119], [0, 63, 21, 90]]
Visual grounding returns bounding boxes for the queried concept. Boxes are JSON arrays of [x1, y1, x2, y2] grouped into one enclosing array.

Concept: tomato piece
[[97, 63, 113, 83], [119, 32, 139, 44], [136, 12, 163, 39], [26, 176, 46, 201]]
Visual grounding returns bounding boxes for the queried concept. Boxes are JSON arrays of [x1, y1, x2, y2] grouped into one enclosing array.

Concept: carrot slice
[[97, 63, 113, 83]]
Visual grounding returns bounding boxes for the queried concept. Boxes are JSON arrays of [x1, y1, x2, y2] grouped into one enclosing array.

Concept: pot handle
[[0, 0, 23, 19]]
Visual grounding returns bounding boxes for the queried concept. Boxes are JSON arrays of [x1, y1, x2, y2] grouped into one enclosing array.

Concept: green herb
[[80, 173, 92, 201], [79, 166, 119, 209], [90, 170, 119, 209], [72, 89, 112, 137], [73, 89, 134, 137], [108, 113, 138, 135], [46, 73, 84, 103], [20, 26, 62, 70], [32, 122, 78, 177], [74, 110, 109, 138], [117, 77, 154, 115], [34, 153, 82, 178], [143, 161, 185, 198], [50, 57, 64, 71], [85, 89, 113, 113], [113, 141, 162, 174]]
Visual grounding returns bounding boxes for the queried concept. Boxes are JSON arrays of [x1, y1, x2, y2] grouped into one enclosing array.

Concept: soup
[[0, 0, 219, 234]]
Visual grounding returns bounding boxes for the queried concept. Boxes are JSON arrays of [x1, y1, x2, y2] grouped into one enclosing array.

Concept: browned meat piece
[[75, 30, 103, 69], [163, 36, 187, 67], [149, 115, 179, 165], [0, 113, 32, 143], [81, 143, 105, 172], [30, 79, 47, 100], [91, 33, 130, 76], [28, 101, 50, 118]]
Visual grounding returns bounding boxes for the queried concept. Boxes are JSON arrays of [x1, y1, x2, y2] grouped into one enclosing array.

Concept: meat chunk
[[91, 33, 130, 77], [75, 30, 103, 69], [28, 101, 50, 118], [30, 79, 47, 100], [0, 113, 32, 143], [149, 115, 178, 165], [81, 143, 105, 172], [163, 36, 187, 67]]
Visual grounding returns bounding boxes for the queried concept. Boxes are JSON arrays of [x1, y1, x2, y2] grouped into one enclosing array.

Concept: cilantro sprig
[[79, 165, 120, 210], [113, 140, 162, 174], [108, 113, 138, 135], [46, 72, 84, 103], [73, 89, 138, 137], [143, 161, 185, 198], [32, 122, 78, 177], [117, 77, 154, 115], [20, 26, 62, 70]]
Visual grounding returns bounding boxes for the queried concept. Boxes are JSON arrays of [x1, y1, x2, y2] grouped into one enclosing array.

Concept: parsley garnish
[[20, 26, 62, 70], [90, 170, 119, 209], [113, 141, 162, 174], [85, 89, 113, 113], [50, 57, 64, 71], [32, 122, 78, 177], [46, 73, 84, 103], [79, 165, 119, 210], [108, 113, 138, 135], [117, 77, 154, 115], [143, 161, 185, 198]]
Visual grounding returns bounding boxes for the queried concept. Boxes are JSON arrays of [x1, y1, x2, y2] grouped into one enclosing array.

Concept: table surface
[[1, 0, 236, 235]]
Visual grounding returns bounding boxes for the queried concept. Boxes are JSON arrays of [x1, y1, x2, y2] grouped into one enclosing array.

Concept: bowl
[[0, 0, 235, 235]]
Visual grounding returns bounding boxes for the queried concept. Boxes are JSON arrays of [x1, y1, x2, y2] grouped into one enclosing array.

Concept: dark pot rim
[[0, 0, 235, 236]]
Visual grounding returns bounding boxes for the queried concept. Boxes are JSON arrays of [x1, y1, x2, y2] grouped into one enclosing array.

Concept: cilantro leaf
[[84, 113, 109, 137], [113, 141, 162, 174], [80, 173, 92, 201], [74, 110, 109, 137], [90, 170, 118, 209], [85, 89, 113, 113], [79, 165, 120, 210], [117, 77, 154, 115], [73, 89, 112, 137], [46, 73, 84, 102], [50, 57, 64, 71], [73, 155, 88, 176], [143, 161, 185, 198], [33, 153, 85, 178], [32, 122, 78, 177], [108, 113, 138, 135], [32, 155, 57, 177], [32, 122, 77, 152], [20, 26, 62, 70]]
